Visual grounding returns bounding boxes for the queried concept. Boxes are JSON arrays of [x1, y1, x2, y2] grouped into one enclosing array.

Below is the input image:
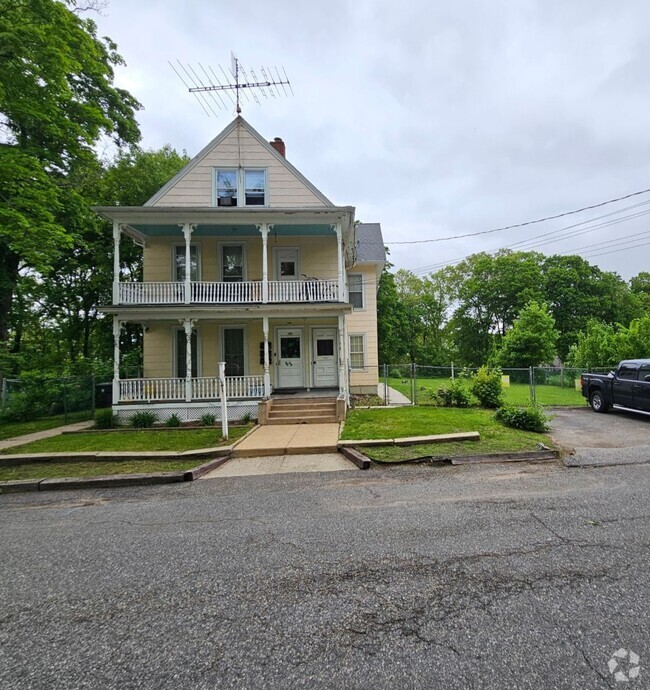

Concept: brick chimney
[[270, 137, 286, 157]]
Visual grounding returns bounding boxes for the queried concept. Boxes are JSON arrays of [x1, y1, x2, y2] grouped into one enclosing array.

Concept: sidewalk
[[377, 383, 412, 406], [232, 423, 340, 458], [0, 420, 93, 452], [203, 453, 357, 478]]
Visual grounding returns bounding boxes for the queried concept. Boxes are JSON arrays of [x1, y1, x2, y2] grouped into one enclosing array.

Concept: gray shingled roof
[[355, 223, 386, 263]]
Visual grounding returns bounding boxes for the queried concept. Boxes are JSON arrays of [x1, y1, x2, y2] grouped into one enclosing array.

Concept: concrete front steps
[[265, 397, 339, 425]]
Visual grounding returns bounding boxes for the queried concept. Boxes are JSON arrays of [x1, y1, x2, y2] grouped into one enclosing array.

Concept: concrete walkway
[[203, 453, 357, 478], [232, 423, 340, 457], [377, 383, 412, 406], [0, 420, 93, 451]]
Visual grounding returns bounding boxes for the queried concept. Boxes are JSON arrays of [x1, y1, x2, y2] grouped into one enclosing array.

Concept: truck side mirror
[[644, 375, 650, 382]]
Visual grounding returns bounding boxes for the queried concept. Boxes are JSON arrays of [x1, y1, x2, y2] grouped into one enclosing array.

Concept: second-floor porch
[[94, 206, 355, 308]]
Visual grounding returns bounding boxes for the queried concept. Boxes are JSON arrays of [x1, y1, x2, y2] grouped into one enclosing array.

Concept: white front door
[[277, 328, 304, 388], [312, 328, 338, 388]]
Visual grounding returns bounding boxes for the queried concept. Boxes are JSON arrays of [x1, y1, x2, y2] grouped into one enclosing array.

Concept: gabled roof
[[356, 223, 386, 264], [145, 116, 333, 207]]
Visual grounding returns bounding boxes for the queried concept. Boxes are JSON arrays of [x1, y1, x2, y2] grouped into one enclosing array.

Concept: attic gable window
[[215, 168, 266, 207]]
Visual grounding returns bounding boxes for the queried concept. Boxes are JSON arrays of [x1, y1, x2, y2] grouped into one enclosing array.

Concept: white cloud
[[96, 0, 650, 279]]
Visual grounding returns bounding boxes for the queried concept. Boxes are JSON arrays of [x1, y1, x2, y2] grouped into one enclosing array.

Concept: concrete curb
[[338, 432, 480, 448], [0, 446, 232, 467], [0, 453, 237, 494]]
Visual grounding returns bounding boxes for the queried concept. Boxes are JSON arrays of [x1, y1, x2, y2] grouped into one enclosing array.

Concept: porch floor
[[232, 423, 340, 457], [272, 388, 339, 400]]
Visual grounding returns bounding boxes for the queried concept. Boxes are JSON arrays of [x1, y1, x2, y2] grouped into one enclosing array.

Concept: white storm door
[[312, 328, 338, 388], [277, 328, 304, 388]]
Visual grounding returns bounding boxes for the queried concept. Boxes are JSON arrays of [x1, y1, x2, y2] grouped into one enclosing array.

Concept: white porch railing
[[119, 282, 185, 304], [119, 376, 265, 402], [192, 281, 262, 303], [116, 280, 340, 305], [268, 279, 339, 302]]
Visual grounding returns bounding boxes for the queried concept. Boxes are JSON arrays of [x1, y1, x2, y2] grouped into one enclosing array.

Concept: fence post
[[529, 367, 535, 403], [218, 362, 228, 440], [413, 363, 418, 406], [451, 361, 455, 381], [1, 378, 6, 410], [63, 379, 68, 424]]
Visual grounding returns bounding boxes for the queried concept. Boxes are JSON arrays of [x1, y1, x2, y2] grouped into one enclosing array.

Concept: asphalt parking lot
[[0, 460, 648, 689]]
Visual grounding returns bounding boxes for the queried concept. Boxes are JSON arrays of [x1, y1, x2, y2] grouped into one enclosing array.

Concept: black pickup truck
[[581, 359, 650, 413]]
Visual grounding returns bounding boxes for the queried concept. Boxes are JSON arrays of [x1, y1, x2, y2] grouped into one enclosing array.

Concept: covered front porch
[[110, 308, 351, 416]]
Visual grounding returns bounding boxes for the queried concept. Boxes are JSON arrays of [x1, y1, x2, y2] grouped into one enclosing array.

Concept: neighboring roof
[[355, 223, 386, 264], [145, 116, 334, 207]]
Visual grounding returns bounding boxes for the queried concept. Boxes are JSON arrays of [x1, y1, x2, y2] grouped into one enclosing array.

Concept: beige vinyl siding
[[143, 324, 171, 379], [346, 265, 379, 389], [143, 235, 338, 283], [153, 125, 325, 208]]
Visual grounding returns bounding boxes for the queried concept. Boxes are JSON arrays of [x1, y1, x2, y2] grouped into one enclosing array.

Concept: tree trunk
[[0, 244, 20, 344]]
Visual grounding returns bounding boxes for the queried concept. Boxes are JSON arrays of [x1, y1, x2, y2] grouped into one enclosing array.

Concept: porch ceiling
[[126, 223, 336, 237]]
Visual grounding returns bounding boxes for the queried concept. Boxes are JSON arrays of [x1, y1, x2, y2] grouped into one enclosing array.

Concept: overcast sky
[[94, 0, 650, 280]]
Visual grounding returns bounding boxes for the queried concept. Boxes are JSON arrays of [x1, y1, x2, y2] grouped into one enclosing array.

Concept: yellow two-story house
[[95, 116, 385, 423]]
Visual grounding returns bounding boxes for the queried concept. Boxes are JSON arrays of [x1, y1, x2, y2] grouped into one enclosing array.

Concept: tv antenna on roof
[[170, 51, 293, 117]]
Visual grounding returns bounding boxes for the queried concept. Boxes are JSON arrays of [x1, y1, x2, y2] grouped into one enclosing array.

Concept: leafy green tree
[[498, 301, 558, 368], [376, 267, 408, 364], [0, 0, 141, 342], [631, 272, 650, 313], [567, 316, 650, 369], [542, 255, 641, 360]]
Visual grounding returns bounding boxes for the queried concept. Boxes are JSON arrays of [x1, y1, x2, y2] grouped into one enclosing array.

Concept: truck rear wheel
[[589, 390, 609, 413]]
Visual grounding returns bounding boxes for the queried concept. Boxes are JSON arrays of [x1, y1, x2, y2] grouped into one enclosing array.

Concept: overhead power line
[[383, 186, 650, 246]]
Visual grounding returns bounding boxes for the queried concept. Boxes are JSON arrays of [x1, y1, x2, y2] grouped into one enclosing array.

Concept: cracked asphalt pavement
[[0, 461, 648, 689]]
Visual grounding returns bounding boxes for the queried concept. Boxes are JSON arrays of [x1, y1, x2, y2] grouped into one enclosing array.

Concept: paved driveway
[[550, 406, 650, 449]]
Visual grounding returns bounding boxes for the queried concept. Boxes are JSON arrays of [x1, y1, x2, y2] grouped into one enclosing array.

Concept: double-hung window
[[349, 335, 366, 370], [348, 274, 364, 309], [221, 244, 244, 282], [174, 245, 199, 282], [215, 168, 266, 207], [175, 329, 198, 378]]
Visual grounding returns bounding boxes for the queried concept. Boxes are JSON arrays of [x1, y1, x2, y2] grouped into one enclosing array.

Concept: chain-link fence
[[0, 375, 98, 424], [376, 364, 615, 407]]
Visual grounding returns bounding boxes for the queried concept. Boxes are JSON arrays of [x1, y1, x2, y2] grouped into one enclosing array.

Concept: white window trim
[[172, 243, 201, 282], [213, 167, 268, 207], [347, 273, 365, 310], [348, 333, 367, 371], [218, 242, 248, 282], [172, 326, 202, 377], [220, 324, 248, 376]]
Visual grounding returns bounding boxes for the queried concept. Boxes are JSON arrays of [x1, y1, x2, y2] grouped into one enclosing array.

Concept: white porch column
[[262, 316, 271, 398], [112, 221, 121, 304], [338, 314, 345, 398], [335, 222, 344, 302], [259, 223, 269, 303], [184, 318, 193, 402], [112, 316, 121, 404], [181, 223, 193, 304]]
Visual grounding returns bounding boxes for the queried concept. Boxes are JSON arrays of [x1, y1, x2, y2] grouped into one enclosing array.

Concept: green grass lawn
[[0, 411, 91, 441], [2, 425, 252, 455], [0, 458, 202, 482], [388, 377, 586, 407], [341, 407, 555, 462]]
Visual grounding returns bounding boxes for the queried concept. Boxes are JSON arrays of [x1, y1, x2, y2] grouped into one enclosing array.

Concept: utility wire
[[409, 204, 650, 275], [383, 187, 650, 246]]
